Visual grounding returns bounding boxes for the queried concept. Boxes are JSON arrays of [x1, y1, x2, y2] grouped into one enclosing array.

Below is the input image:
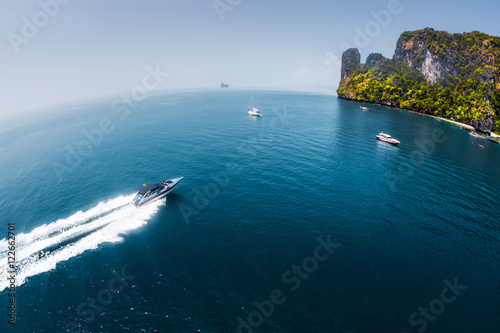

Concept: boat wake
[[0, 194, 162, 292]]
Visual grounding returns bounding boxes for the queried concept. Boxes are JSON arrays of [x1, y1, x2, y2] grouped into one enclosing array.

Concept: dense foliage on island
[[337, 28, 500, 133]]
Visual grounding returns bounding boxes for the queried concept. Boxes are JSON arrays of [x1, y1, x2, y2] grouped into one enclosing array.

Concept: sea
[[0, 90, 499, 333]]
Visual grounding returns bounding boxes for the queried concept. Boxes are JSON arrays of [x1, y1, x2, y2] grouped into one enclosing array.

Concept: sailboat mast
[[249, 85, 255, 110]]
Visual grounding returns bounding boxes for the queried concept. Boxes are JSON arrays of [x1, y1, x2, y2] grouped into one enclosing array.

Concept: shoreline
[[427, 115, 475, 131], [340, 96, 499, 135]]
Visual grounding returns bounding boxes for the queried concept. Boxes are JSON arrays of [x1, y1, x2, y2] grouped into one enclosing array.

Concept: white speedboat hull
[[133, 177, 184, 207], [376, 136, 400, 145]]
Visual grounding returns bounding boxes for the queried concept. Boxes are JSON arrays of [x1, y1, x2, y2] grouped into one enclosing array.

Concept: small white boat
[[248, 86, 262, 117], [360, 106, 372, 111], [468, 131, 484, 138], [376, 132, 400, 145], [248, 107, 262, 117]]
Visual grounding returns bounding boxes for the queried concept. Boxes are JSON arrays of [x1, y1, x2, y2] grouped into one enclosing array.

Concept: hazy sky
[[1, 0, 500, 117]]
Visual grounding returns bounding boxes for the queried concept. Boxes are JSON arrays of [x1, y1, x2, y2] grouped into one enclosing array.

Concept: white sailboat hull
[[248, 107, 262, 117]]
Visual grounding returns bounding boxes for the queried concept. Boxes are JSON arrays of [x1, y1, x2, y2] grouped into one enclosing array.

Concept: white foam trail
[[0, 194, 161, 291], [16, 195, 134, 247]]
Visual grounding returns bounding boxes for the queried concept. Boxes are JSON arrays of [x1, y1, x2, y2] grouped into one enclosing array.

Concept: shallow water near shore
[[0, 90, 499, 332]]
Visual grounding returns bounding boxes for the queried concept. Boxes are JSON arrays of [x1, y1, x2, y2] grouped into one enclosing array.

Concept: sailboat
[[248, 86, 263, 117]]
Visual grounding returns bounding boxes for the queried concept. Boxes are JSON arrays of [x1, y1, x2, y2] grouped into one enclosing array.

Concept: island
[[337, 28, 500, 134]]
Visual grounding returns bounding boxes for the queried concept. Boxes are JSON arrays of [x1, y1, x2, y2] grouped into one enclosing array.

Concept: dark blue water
[[0, 91, 499, 332]]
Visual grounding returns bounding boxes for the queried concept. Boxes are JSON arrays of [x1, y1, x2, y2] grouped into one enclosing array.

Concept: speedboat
[[360, 106, 372, 111], [248, 107, 263, 117], [133, 177, 184, 207], [376, 132, 400, 145]]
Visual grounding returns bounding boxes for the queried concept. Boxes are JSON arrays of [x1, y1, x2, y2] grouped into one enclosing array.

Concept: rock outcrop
[[341, 48, 360, 80], [476, 110, 494, 133], [365, 53, 386, 68]]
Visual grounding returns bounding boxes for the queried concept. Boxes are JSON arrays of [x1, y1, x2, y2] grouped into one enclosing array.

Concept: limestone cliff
[[393, 28, 498, 91], [337, 28, 500, 133]]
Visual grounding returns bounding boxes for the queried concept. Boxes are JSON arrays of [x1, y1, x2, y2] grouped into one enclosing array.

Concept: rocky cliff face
[[476, 109, 494, 132], [393, 32, 457, 84], [393, 28, 498, 89]]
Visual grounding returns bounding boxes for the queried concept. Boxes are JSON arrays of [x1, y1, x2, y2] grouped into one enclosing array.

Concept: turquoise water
[[0, 90, 499, 332]]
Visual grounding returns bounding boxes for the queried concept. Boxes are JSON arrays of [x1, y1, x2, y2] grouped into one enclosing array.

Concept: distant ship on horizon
[[221, 82, 229, 88]]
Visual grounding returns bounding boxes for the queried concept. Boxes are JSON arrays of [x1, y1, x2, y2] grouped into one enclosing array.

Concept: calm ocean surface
[[0, 90, 499, 332]]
